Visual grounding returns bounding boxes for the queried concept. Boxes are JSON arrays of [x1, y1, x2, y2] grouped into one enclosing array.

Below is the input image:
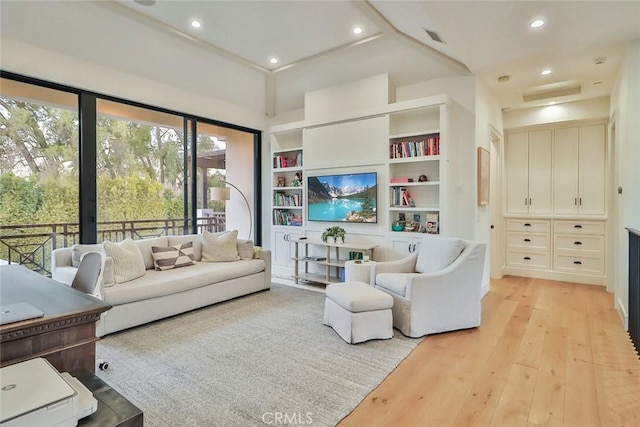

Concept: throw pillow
[[237, 238, 254, 260], [103, 239, 146, 283], [151, 242, 195, 271], [71, 244, 103, 267], [202, 230, 240, 262], [415, 235, 465, 274]]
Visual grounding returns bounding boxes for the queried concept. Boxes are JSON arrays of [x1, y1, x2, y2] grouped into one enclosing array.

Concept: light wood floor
[[339, 276, 640, 427]]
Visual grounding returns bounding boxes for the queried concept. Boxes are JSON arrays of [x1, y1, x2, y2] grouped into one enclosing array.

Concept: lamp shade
[[210, 186, 231, 201]]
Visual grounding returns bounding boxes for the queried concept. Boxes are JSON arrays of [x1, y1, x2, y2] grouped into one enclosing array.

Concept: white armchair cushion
[[375, 273, 420, 297], [415, 235, 465, 274]]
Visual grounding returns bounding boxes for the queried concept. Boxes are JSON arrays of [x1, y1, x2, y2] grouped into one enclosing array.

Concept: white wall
[[226, 132, 255, 241], [610, 39, 640, 326], [395, 76, 476, 113], [0, 39, 269, 131]]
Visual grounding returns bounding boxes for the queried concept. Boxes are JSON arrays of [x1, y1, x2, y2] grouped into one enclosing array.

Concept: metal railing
[[0, 215, 226, 275]]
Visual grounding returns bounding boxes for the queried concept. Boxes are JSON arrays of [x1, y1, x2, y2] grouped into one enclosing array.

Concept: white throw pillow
[[103, 239, 146, 283], [237, 239, 255, 260], [202, 230, 240, 262], [71, 244, 103, 267], [415, 235, 465, 274]]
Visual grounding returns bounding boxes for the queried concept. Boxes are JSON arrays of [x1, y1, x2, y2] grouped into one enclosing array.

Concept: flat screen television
[[307, 172, 377, 223]]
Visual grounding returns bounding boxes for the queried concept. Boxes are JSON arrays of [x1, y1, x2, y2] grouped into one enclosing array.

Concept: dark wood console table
[[0, 265, 111, 373]]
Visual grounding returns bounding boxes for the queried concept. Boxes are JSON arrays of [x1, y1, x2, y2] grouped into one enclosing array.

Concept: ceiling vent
[[424, 28, 446, 44], [522, 81, 582, 102]]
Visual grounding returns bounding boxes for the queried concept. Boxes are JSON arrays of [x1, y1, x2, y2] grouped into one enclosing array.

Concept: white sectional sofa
[[51, 233, 271, 336]]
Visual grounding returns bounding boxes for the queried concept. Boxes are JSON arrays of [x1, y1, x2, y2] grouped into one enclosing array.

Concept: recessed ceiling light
[[191, 20, 202, 29], [497, 75, 511, 83], [593, 81, 603, 85], [541, 69, 552, 76], [530, 19, 545, 28], [548, 101, 557, 105], [353, 26, 363, 35], [269, 57, 279, 65]]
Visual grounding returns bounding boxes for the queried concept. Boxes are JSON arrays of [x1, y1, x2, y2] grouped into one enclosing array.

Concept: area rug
[[96, 284, 420, 427]]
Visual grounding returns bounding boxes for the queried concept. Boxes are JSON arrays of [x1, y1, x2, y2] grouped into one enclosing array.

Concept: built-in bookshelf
[[387, 108, 443, 236], [271, 129, 304, 228]]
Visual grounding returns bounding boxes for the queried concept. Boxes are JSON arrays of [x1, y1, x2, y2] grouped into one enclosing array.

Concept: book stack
[[348, 251, 363, 260], [274, 192, 302, 206], [273, 153, 302, 169], [391, 187, 415, 207], [390, 177, 410, 183]]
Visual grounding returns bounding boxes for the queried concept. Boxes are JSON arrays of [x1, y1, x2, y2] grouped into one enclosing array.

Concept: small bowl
[[391, 223, 405, 232]]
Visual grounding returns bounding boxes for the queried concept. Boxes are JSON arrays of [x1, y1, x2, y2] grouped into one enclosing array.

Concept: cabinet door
[[553, 127, 579, 214], [272, 230, 301, 269], [505, 132, 530, 214], [388, 235, 420, 260], [527, 130, 552, 214], [578, 124, 606, 215]]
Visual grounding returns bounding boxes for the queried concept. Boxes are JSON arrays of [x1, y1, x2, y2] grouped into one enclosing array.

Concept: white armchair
[[372, 236, 487, 338]]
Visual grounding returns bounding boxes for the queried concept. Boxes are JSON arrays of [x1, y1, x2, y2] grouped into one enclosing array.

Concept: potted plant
[[321, 226, 346, 243]]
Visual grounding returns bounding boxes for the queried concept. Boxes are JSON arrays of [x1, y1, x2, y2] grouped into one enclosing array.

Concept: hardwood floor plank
[[527, 325, 568, 427], [515, 308, 549, 369], [491, 363, 538, 426]]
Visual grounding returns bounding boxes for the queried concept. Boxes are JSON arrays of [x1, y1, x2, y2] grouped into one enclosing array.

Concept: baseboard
[[481, 279, 490, 298], [502, 266, 607, 286], [616, 297, 629, 330]]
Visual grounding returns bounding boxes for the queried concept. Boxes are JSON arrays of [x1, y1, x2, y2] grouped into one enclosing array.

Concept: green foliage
[[321, 226, 346, 243]]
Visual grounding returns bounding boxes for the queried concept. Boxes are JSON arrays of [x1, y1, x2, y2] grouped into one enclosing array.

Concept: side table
[[72, 371, 143, 427], [344, 260, 376, 284]]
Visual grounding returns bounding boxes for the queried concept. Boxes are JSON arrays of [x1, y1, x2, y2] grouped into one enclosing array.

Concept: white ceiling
[[1, 1, 639, 117]]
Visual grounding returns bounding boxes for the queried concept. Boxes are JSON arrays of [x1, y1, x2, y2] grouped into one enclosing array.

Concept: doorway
[[489, 126, 504, 279]]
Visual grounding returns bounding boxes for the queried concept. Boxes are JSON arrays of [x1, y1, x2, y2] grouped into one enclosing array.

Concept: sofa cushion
[[202, 230, 240, 262], [133, 237, 168, 270], [103, 259, 266, 305], [103, 239, 146, 283], [415, 236, 465, 274], [168, 234, 203, 261], [71, 244, 103, 267], [151, 243, 195, 271]]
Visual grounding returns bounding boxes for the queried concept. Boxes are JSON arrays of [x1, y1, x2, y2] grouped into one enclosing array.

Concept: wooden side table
[[73, 371, 143, 427]]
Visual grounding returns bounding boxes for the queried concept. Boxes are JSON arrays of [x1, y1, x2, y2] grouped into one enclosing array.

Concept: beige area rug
[[96, 284, 420, 427]]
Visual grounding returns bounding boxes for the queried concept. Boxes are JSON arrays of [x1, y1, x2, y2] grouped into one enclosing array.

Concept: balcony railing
[[0, 215, 226, 275]]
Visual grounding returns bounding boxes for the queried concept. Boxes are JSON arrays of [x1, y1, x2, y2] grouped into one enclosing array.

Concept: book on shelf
[[390, 177, 410, 183], [348, 251, 363, 260]]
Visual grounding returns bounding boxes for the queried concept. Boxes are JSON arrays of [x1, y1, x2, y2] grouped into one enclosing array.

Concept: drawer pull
[[524, 223, 531, 227], [574, 241, 582, 245], [573, 261, 582, 265], [524, 238, 531, 242], [524, 256, 531, 260], [574, 224, 583, 229]]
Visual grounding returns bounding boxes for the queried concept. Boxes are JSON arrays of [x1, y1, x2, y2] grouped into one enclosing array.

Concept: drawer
[[554, 254, 604, 275], [506, 251, 550, 270], [506, 219, 551, 233], [554, 234, 604, 256], [507, 232, 550, 252], [554, 220, 605, 235]]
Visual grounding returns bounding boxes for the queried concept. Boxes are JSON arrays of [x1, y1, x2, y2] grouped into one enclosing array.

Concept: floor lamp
[[210, 182, 252, 240]]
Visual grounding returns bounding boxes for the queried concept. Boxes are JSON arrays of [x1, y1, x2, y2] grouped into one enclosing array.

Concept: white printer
[[0, 358, 97, 426]]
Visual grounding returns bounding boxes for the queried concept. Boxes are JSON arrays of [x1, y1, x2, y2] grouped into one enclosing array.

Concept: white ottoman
[[323, 281, 394, 344]]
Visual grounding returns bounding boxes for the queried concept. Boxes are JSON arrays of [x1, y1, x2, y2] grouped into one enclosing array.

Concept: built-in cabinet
[[504, 122, 607, 285], [271, 229, 301, 276], [505, 130, 552, 214], [553, 125, 606, 215]]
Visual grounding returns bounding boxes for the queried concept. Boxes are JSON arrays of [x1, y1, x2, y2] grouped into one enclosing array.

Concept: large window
[[0, 72, 261, 275], [0, 78, 79, 273], [95, 99, 190, 241]]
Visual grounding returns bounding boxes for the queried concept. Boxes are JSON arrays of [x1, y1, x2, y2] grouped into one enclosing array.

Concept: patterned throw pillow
[[151, 242, 195, 271], [202, 230, 240, 262], [103, 239, 146, 284]]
